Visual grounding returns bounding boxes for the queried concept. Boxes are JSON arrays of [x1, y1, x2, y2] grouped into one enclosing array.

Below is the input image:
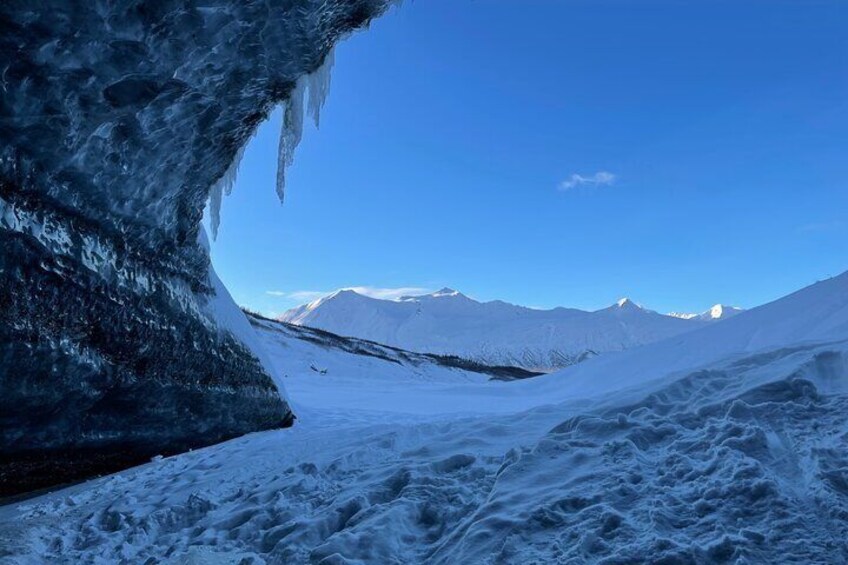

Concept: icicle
[[210, 6, 399, 229], [208, 134, 252, 239], [306, 46, 335, 128], [276, 76, 305, 204], [276, 47, 336, 204], [208, 181, 223, 239]]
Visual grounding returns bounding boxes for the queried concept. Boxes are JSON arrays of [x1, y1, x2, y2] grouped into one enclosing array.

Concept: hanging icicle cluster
[[208, 134, 253, 239], [276, 46, 335, 204], [206, 46, 336, 239]]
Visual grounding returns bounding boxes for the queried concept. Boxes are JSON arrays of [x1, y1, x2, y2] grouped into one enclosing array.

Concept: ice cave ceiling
[[0, 0, 396, 497]]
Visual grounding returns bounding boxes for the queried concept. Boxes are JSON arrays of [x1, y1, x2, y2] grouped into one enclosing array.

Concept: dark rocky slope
[[0, 0, 394, 497]]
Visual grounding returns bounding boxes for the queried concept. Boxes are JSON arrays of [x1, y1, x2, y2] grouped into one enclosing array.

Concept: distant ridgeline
[[279, 288, 743, 372], [0, 0, 396, 497]]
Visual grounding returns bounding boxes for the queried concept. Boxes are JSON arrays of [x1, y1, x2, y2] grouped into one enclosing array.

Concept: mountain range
[[278, 288, 743, 371]]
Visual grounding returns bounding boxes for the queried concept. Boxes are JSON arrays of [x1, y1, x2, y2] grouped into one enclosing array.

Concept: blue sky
[[210, 0, 848, 317]]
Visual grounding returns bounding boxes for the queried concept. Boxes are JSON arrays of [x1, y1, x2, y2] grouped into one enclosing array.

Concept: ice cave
[[1, 1, 847, 563]]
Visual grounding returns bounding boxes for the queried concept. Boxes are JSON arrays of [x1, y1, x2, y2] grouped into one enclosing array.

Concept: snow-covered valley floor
[[3, 276, 848, 564]]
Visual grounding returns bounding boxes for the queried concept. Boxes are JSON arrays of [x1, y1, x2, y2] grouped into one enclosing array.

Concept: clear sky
[[210, 0, 848, 317]]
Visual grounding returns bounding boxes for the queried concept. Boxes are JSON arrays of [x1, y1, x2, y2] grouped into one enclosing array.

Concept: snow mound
[[3, 340, 846, 563], [525, 272, 848, 409], [433, 344, 848, 563]]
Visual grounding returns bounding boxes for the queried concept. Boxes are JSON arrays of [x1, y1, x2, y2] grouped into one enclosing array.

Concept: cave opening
[[207, 0, 846, 332], [3, 1, 848, 560]]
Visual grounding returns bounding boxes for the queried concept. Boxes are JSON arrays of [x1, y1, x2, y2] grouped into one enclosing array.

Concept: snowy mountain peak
[[667, 311, 698, 320], [399, 287, 469, 302], [320, 288, 363, 304], [334, 289, 360, 297], [615, 297, 641, 309], [706, 303, 743, 320], [297, 288, 366, 315], [669, 304, 745, 321], [434, 287, 460, 297], [279, 288, 718, 371]]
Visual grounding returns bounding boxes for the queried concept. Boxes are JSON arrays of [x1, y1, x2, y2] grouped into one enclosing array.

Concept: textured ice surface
[[2, 274, 847, 563], [0, 0, 398, 495]]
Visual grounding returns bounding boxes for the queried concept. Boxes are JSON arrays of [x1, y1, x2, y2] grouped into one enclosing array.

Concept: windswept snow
[[2, 274, 848, 563], [279, 288, 723, 371], [247, 314, 537, 417]]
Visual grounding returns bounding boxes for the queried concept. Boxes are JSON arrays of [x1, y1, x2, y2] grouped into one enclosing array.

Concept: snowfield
[[2, 275, 848, 563]]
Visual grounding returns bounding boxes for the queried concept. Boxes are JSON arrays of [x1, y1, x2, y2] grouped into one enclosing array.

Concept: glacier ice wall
[[0, 0, 395, 497]]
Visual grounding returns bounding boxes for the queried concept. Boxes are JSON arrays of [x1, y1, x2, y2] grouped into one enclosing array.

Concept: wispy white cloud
[[265, 290, 327, 302], [345, 286, 432, 300], [288, 290, 332, 302], [796, 220, 844, 234], [558, 171, 617, 191], [266, 286, 432, 303]]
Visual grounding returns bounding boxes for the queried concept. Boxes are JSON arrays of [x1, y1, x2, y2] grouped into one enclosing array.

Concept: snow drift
[[2, 273, 846, 563]]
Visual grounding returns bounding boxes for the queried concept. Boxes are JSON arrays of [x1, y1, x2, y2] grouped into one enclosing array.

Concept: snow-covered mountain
[[278, 288, 727, 371], [246, 312, 541, 386], [669, 303, 744, 321]]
